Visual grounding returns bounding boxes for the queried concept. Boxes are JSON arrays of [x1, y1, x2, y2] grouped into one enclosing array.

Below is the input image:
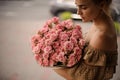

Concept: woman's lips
[[80, 15, 84, 18], [81, 16, 84, 19]]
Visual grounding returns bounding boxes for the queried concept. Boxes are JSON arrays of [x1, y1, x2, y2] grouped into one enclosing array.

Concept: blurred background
[[0, 0, 120, 80]]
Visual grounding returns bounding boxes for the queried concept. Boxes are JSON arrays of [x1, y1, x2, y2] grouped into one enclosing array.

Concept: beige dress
[[65, 41, 118, 80]]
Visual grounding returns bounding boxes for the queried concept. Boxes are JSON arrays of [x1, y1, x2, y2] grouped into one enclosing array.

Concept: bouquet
[[30, 17, 85, 67]]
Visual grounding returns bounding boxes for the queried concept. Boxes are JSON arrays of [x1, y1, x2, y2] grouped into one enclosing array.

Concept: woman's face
[[75, 0, 101, 22]]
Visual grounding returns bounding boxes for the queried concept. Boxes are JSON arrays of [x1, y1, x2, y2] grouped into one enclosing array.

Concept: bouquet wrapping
[[30, 17, 85, 67]]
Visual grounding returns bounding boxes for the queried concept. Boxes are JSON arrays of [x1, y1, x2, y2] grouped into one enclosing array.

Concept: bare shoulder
[[89, 31, 117, 50]]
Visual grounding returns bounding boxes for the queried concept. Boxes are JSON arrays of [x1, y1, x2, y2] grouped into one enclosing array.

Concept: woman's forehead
[[75, 0, 91, 5]]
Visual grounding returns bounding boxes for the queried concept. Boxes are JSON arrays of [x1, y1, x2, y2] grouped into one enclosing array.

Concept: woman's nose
[[77, 8, 82, 15]]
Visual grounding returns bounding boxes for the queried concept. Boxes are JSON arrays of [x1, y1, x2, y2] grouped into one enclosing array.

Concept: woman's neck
[[92, 12, 113, 31]]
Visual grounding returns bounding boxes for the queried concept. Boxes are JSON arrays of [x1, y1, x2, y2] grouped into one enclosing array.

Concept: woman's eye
[[81, 6, 87, 9], [77, 5, 88, 10]]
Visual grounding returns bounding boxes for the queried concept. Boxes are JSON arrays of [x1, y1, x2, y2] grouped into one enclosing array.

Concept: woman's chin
[[82, 19, 91, 22]]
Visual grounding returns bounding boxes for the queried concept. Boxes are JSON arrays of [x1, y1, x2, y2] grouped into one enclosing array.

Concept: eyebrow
[[76, 3, 88, 8]]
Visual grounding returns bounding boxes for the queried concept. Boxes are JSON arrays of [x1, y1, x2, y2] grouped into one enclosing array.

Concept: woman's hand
[[53, 68, 73, 80]]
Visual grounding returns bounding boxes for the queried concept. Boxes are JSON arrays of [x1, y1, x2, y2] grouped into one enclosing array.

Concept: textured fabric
[[83, 43, 118, 66], [64, 42, 118, 80]]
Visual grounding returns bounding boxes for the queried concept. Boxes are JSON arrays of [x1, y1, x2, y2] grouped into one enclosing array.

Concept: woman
[[53, 0, 118, 80]]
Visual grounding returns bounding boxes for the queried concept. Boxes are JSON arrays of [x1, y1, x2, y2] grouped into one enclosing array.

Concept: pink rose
[[64, 19, 73, 29], [51, 17, 59, 24], [34, 54, 40, 61], [40, 24, 49, 34], [50, 32, 58, 41], [79, 39, 85, 47], [55, 24, 64, 31], [67, 54, 76, 67], [32, 44, 41, 53], [56, 52, 66, 63], [54, 46, 62, 54], [67, 30, 73, 37], [31, 34, 41, 43], [49, 29, 56, 34], [59, 32, 69, 41], [56, 29, 62, 34], [61, 21, 66, 27], [50, 53, 58, 61], [44, 46, 53, 53], [73, 47, 82, 61], [64, 41, 74, 51], [70, 37, 77, 45], [45, 33, 51, 39], [35, 54, 43, 65], [61, 19, 73, 29], [74, 47, 81, 55], [75, 24, 81, 30], [46, 19, 53, 26], [60, 41, 66, 47], [43, 53, 49, 59], [43, 59, 49, 66], [72, 28, 82, 39], [38, 40, 46, 51], [38, 58, 43, 65], [45, 39, 53, 45], [53, 42, 60, 49], [31, 34, 41, 48], [67, 60, 76, 67]]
